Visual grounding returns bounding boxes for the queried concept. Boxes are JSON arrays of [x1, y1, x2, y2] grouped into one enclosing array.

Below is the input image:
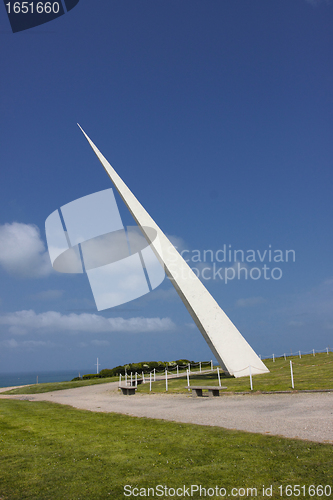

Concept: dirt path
[[1, 383, 332, 444]]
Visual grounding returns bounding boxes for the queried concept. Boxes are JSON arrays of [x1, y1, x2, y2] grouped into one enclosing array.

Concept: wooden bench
[[128, 379, 143, 386], [119, 385, 137, 395], [185, 385, 227, 397]]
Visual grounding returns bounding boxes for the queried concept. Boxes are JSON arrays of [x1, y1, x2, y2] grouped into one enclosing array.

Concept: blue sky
[[0, 0, 332, 374]]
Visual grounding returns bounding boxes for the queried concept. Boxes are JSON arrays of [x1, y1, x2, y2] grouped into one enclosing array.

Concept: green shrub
[[175, 359, 191, 366], [128, 363, 143, 372], [112, 365, 127, 376], [99, 369, 114, 378]]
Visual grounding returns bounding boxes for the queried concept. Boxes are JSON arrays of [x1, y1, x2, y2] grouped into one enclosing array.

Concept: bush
[[144, 361, 159, 370], [128, 363, 143, 372], [82, 374, 101, 380], [175, 359, 191, 366], [112, 366, 127, 376], [99, 369, 114, 378]]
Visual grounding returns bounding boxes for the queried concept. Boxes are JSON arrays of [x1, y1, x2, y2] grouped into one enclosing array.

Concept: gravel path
[[1, 383, 332, 444]]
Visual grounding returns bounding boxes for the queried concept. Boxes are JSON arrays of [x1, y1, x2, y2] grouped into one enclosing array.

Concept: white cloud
[[7, 326, 27, 335], [0, 339, 54, 349], [236, 296, 267, 308], [2, 339, 19, 348], [0, 223, 52, 278], [30, 290, 64, 301], [23, 340, 51, 347], [0, 310, 176, 335], [185, 322, 196, 329], [166, 234, 188, 252], [91, 340, 110, 346]]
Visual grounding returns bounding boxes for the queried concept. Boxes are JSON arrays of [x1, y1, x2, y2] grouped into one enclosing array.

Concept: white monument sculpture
[[78, 125, 269, 378]]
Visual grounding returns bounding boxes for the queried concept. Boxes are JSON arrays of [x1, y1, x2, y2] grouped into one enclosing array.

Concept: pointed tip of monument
[[77, 123, 90, 141], [76, 124, 100, 156]]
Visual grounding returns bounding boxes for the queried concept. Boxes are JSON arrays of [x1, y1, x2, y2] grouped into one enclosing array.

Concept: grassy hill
[[138, 352, 333, 394]]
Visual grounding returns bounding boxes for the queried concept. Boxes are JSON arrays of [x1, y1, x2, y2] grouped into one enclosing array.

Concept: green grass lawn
[[0, 399, 332, 500], [138, 352, 333, 394]]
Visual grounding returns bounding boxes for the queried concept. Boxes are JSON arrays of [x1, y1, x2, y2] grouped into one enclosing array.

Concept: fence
[[120, 346, 332, 392], [121, 360, 213, 390], [259, 346, 331, 361]]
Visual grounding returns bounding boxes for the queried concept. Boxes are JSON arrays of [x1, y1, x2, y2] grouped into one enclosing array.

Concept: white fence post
[[327, 347, 329, 355], [149, 372, 152, 392], [273, 354, 275, 362], [188, 363, 191, 374], [313, 349, 315, 356], [154, 368, 156, 382], [290, 360, 294, 389], [299, 351, 301, 358], [284, 353, 286, 361], [135, 372, 137, 387], [125, 372, 128, 386], [142, 371, 145, 384], [130, 372, 133, 386], [165, 368, 168, 392], [186, 369, 190, 390], [249, 365, 253, 391], [177, 365, 179, 377], [217, 367, 221, 387], [119, 374, 122, 385], [211, 360, 213, 370]]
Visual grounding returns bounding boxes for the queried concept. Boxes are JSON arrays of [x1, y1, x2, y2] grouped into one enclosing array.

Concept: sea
[[0, 370, 90, 389]]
